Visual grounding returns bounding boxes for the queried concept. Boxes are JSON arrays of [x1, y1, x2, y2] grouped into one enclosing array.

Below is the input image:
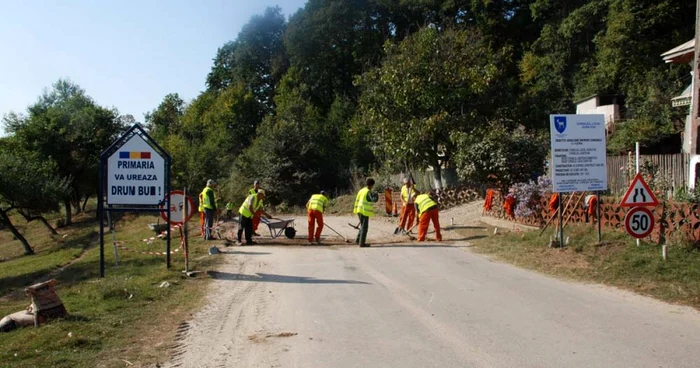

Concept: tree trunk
[[82, 195, 90, 212], [72, 196, 82, 214], [15, 210, 58, 235], [63, 199, 73, 226], [0, 207, 34, 255]]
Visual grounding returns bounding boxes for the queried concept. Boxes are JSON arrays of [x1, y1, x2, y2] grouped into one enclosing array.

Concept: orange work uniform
[[398, 184, 418, 231], [307, 193, 329, 242], [415, 194, 441, 242]]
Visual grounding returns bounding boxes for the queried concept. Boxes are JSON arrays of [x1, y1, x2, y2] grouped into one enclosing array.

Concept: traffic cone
[[393, 202, 399, 217]]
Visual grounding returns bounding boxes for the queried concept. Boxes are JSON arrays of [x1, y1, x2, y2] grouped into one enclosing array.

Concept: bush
[[451, 124, 547, 192], [511, 176, 552, 218]]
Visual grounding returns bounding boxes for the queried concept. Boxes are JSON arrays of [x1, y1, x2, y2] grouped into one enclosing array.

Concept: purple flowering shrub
[[511, 176, 552, 218]]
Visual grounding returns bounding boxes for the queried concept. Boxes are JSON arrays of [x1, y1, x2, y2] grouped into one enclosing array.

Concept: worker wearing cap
[[248, 180, 264, 236], [306, 191, 329, 244], [238, 190, 272, 245], [397, 177, 418, 234], [415, 191, 442, 242], [201, 179, 218, 240], [353, 178, 378, 247]]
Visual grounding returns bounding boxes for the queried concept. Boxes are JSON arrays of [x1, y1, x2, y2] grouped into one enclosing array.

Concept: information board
[[106, 134, 166, 205], [549, 114, 608, 193]]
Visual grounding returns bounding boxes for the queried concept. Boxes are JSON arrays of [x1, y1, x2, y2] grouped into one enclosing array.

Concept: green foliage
[[235, 71, 327, 205], [0, 148, 71, 214], [607, 117, 676, 154], [4, 79, 126, 223], [144, 93, 184, 142], [451, 125, 548, 191], [355, 26, 507, 182], [207, 6, 287, 115]]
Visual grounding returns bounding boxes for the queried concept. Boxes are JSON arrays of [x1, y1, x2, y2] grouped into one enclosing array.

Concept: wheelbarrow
[[260, 217, 296, 239]]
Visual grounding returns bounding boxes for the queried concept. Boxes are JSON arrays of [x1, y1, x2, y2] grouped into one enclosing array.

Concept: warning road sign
[[624, 207, 654, 239], [160, 190, 195, 225], [620, 173, 659, 207]]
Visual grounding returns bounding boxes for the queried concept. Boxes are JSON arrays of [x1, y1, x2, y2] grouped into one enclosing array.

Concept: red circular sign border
[[160, 190, 196, 225], [624, 207, 654, 239]]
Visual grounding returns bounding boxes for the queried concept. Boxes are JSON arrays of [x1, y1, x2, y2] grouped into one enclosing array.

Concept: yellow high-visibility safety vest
[[202, 187, 216, 210], [308, 194, 328, 213], [226, 202, 234, 210], [401, 185, 417, 203], [198, 192, 204, 212], [249, 188, 263, 210], [353, 188, 374, 217], [415, 194, 437, 216], [239, 194, 259, 218]]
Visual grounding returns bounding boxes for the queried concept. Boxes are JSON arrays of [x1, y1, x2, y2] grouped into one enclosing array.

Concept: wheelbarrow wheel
[[284, 227, 296, 239]]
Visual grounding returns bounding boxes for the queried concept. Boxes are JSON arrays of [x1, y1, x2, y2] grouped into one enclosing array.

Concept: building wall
[[575, 97, 598, 113]]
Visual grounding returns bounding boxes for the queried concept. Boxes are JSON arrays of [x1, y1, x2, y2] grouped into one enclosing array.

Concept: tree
[[144, 93, 185, 142], [207, 6, 288, 116], [451, 125, 548, 191], [234, 70, 327, 205], [355, 26, 507, 188], [4, 79, 126, 225], [0, 146, 71, 255]]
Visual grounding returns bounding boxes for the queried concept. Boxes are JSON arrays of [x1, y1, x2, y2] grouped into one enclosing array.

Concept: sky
[[0, 0, 307, 133]]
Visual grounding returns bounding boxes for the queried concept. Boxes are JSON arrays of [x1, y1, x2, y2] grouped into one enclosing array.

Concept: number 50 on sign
[[624, 207, 654, 239]]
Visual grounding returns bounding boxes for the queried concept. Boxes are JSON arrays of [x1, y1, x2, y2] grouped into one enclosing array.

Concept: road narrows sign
[[620, 173, 659, 207], [624, 207, 654, 239], [107, 134, 166, 205], [160, 190, 196, 225]]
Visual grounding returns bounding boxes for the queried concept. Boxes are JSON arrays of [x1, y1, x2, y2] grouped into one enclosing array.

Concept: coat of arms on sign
[[554, 116, 567, 134]]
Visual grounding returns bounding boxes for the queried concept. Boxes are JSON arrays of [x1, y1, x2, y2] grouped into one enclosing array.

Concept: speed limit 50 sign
[[624, 207, 654, 239]]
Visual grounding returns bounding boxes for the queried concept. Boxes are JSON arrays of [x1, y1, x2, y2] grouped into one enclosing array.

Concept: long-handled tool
[[402, 222, 418, 240], [324, 223, 350, 243], [348, 222, 360, 229]]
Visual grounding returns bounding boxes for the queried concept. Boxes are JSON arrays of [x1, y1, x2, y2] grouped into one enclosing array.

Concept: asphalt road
[[167, 214, 700, 368]]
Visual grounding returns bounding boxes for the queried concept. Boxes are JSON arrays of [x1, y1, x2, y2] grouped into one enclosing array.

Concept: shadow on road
[[443, 225, 488, 230], [219, 250, 272, 256], [445, 235, 488, 242], [370, 243, 475, 248], [208, 271, 371, 285]]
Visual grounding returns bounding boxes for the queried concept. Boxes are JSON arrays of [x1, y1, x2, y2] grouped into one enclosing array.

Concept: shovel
[[325, 223, 350, 243]]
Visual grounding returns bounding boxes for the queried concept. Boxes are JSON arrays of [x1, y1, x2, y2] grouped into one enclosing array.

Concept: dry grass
[[0, 211, 222, 368], [459, 222, 700, 310]]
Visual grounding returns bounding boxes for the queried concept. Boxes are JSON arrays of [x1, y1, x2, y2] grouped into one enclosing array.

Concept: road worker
[[248, 180, 263, 236], [237, 190, 271, 245], [198, 191, 205, 238], [306, 191, 329, 244], [353, 178, 378, 247], [225, 201, 234, 220], [415, 191, 442, 242], [201, 179, 218, 240], [396, 177, 418, 234]]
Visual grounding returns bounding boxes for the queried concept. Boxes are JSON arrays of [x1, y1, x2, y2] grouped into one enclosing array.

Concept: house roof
[[661, 39, 694, 64], [672, 84, 692, 107]]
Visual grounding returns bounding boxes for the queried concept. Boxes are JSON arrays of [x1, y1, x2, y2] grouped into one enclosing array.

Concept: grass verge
[[458, 222, 700, 309], [0, 213, 221, 368]]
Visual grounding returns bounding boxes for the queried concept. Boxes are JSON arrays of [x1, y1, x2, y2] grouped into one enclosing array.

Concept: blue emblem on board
[[554, 116, 567, 134]]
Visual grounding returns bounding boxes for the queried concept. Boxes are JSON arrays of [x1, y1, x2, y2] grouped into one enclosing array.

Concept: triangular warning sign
[[620, 173, 659, 207]]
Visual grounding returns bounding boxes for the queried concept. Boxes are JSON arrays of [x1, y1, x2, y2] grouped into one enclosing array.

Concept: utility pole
[[692, 0, 700, 155]]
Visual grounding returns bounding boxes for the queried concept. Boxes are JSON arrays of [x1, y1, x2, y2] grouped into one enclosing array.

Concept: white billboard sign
[[107, 134, 165, 205], [549, 114, 608, 193]]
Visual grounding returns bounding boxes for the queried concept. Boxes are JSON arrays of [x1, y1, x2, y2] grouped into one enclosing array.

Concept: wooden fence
[[606, 153, 689, 197], [482, 190, 700, 245]]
